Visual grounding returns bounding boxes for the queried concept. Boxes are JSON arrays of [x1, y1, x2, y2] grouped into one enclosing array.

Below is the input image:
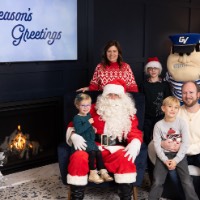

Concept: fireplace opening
[[0, 97, 63, 175]]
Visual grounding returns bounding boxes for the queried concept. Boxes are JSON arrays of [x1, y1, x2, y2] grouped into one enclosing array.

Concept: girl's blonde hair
[[74, 93, 92, 108], [162, 96, 180, 107]]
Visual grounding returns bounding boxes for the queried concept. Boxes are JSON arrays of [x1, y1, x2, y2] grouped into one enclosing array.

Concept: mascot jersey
[[165, 72, 200, 102]]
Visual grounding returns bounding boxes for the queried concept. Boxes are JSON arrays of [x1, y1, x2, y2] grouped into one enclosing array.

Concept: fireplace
[[0, 97, 63, 174]]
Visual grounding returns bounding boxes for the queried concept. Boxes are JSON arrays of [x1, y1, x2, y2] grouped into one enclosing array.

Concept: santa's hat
[[144, 57, 162, 74], [102, 79, 126, 97]]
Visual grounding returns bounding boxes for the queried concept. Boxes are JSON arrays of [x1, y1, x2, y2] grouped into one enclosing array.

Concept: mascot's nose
[[178, 54, 190, 63]]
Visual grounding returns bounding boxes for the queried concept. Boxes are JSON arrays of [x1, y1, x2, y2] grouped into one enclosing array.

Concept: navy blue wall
[[0, 0, 200, 140]]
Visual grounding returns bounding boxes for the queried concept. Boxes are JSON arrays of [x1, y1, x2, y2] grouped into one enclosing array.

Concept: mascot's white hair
[[95, 93, 137, 141]]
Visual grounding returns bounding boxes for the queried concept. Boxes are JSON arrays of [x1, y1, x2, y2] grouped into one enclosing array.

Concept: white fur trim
[[103, 84, 124, 96], [144, 61, 162, 74], [104, 146, 125, 154], [66, 127, 75, 146], [67, 174, 88, 185], [114, 172, 137, 183]]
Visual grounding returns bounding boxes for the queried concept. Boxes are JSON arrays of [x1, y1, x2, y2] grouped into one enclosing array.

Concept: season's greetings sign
[[0, 0, 77, 62]]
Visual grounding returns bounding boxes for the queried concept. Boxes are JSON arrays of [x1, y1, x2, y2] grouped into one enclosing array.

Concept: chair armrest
[[134, 143, 147, 186], [57, 143, 71, 185]]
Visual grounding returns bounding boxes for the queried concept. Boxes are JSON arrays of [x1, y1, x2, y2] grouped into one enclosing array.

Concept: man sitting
[[148, 81, 200, 198], [66, 79, 143, 200]]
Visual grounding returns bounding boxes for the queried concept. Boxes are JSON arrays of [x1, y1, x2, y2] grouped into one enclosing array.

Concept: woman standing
[[77, 40, 138, 92]]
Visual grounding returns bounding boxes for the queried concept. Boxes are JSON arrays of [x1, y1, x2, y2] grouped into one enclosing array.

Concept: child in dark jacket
[[140, 57, 171, 145]]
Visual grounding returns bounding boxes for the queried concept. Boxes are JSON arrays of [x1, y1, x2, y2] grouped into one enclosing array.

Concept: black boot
[[70, 185, 85, 200], [117, 183, 133, 200]]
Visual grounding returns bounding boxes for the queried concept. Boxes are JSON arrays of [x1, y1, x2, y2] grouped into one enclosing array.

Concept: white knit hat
[[102, 79, 126, 97], [144, 57, 162, 74]]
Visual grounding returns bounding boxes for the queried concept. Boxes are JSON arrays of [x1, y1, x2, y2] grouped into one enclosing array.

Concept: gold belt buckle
[[101, 134, 109, 146]]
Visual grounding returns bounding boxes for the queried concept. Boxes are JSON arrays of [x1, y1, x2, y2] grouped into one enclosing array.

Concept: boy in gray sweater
[[148, 96, 198, 200]]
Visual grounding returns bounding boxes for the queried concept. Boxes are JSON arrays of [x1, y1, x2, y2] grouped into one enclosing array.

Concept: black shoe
[[118, 183, 133, 200], [70, 185, 85, 200]]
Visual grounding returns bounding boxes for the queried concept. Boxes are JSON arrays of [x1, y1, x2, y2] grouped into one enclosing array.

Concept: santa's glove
[[124, 139, 141, 163], [71, 133, 87, 151]]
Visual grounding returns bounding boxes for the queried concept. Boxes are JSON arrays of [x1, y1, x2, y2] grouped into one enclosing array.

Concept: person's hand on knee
[[124, 139, 141, 163]]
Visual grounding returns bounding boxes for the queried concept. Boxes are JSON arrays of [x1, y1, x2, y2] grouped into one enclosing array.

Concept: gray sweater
[[153, 117, 189, 164]]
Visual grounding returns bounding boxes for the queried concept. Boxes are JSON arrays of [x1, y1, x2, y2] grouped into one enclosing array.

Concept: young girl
[[72, 93, 113, 184]]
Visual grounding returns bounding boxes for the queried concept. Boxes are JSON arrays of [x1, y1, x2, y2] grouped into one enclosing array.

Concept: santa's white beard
[[96, 94, 137, 141]]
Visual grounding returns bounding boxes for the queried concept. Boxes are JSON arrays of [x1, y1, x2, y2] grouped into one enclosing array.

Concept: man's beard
[[184, 97, 199, 107], [95, 94, 136, 141]]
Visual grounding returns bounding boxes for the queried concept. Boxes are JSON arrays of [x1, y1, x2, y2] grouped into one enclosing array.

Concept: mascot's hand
[[124, 139, 141, 163], [71, 133, 87, 151]]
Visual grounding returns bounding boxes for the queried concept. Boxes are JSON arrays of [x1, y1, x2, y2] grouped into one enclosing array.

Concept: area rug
[[0, 163, 151, 200]]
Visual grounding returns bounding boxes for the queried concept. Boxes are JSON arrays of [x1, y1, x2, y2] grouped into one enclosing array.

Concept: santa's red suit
[[66, 103, 143, 186]]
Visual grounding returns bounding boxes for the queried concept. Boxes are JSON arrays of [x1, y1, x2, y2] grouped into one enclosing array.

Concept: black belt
[[95, 134, 126, 146]]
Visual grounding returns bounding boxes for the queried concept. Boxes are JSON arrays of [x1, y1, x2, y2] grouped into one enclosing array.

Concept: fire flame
[[9, 125, 27, 151], [13, 133, 26, 150], [17, 125, 21, 132], [7, 125, 39, 159]]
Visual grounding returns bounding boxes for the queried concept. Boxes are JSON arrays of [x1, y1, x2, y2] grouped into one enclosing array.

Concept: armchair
[[57, 91, 147, 200]]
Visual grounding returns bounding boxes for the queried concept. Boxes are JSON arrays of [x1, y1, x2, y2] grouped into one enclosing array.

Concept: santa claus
[[66, 79, 143, 200]]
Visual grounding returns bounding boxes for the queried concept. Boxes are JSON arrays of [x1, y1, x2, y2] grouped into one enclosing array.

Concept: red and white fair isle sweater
[[89, 62, 138, 92]]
